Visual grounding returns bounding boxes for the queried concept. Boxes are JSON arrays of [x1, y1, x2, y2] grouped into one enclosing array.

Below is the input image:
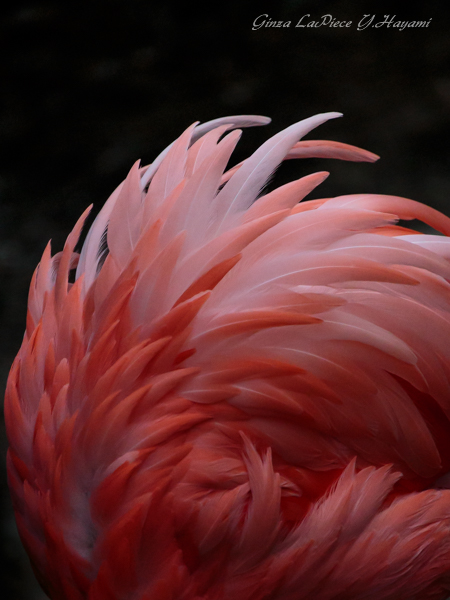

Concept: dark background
[[1, 0, 449, 597]]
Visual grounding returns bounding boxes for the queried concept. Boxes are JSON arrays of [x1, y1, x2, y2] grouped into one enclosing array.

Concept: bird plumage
[[5, 113, 450, 599]]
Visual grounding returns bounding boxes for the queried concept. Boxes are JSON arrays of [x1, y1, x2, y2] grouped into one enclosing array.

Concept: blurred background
[[0, 0, 449, 597]]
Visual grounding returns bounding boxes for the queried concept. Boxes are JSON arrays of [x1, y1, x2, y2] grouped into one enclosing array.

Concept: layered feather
[[5, 113, 450, 600]]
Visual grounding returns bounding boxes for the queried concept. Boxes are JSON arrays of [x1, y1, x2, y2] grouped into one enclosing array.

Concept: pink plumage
[[5, 113, 450, 600]]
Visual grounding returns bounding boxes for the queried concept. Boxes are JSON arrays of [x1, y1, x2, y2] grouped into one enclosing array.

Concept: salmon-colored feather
[[5, 113, 450, 599]]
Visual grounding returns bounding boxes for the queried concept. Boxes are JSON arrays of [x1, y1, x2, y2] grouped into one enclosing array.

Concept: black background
[[1, 1, 449, 597]]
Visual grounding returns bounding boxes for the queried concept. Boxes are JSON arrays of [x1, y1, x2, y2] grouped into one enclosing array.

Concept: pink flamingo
[[5, 113, 450, 600]]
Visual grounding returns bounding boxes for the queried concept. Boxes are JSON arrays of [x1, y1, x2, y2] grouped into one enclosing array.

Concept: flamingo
[[5, 112, 450, 600]]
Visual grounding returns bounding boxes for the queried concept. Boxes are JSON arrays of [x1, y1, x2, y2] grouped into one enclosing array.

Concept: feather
[[7, 112, 450, 600], [212, 113, 342, 232]]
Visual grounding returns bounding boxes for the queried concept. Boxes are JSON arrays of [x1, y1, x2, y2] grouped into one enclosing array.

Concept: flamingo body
[[5, 113, 450, 599]]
